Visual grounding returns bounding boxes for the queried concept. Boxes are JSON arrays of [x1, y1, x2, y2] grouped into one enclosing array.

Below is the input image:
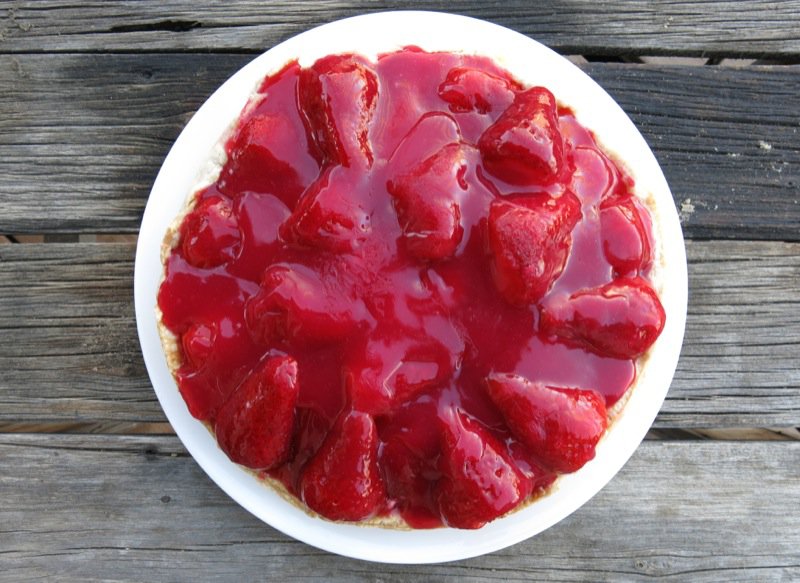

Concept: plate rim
[[134, 10, 688, 564]]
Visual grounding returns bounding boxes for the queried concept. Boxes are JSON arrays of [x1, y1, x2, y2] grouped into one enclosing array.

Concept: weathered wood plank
[[1, 54, 798, 238], [0, 241, 798, 427], [2, 0, 800, 57], [1, 435, 797, 581]]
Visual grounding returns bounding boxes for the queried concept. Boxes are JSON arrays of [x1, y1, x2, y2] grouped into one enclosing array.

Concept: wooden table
[[2, 2, 799, 580]]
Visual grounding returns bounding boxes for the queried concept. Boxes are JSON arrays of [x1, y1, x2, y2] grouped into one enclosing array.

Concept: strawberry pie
[[157, 48, 665, 530]]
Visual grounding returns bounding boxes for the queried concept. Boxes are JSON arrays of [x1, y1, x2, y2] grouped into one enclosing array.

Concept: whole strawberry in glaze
[[540, 277, 666, 359], [214, 355, 299, 470], [180, 194, 241, 268], [298, 54, 378, 168], [487, 193, 581, 305], [485, 373, 607, 473], [600, 195, 654, 275], [219, 112, 317, 206], [345, 335, 453, 416], [283, 166, 371, 253], [438, 67, 519, 114], [181, 322, 216, 369], [245, 263, 373, 346], [388, 143, 467, 261], [435, 409, 528, 529], [478, 87, 566, 186], [300, 411, 386, 521]]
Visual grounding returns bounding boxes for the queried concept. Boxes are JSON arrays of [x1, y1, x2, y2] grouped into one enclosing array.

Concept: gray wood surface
[[1, 434, 798, 582], [1, 54, 798, 238], [1, 1, 799, 578], [1, 241, 798, 427], [2, 0, 800, 57]]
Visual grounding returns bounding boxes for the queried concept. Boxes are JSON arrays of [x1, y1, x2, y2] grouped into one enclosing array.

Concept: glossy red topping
[[157, 49, 664, 529]]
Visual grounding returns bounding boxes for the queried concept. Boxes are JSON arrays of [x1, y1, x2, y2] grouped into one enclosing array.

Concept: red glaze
[[158, 49, 665, 528]]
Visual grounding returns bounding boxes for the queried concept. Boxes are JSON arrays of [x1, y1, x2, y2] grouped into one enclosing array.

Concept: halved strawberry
[[180, 194, 241, 268], [299, 410, 387, 521], [485, 373, 607, 473], [487, 193, 581, 305], [540, 277, 666, 359], [435, 409, 527, 529], [214, 355, 299, 470], [298, 54, 378, 168], [478, 87, 565, 186], [245, 263, 373, 346], [600, 196, 654, 275], [438, 67, 518, 114], [387, 143, 466, 261], [282, 166, 371, 253]]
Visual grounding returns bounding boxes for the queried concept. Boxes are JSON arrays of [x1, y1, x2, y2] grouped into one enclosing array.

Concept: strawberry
[[478, 87, 565, 186], [379, 436, 441, 527], [298, 54, 378, 168], [219, 112, 314, 206], [435, 409, 527, 529], [487, 193, 581, 305], [600, 195, 654, 275], [387, 112, 462, 177], [438, 67, 518, 114], [387, 144, 466, 261], [485, 373, 607, 473], [180, 194, 241, 268], [506, 440, 558, 492], [299, 411, 387, 521], [344, 335, 453, 415], [569, 146, 620, 205], [540, 277, 666, 359], [245, 263, 373, 346], [214, 355, 299, 470], [181, 322, 216, 369], [282, 166, 371, 253]]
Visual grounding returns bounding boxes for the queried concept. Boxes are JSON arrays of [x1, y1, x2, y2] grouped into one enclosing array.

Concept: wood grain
[[2, 1, 800, 57], [0, 434, 797, 581], [0, 241, 797, 427], [1, 53, 798, 238]]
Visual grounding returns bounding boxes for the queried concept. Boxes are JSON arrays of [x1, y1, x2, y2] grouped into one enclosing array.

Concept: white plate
[[135, 11, 687, 564]]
